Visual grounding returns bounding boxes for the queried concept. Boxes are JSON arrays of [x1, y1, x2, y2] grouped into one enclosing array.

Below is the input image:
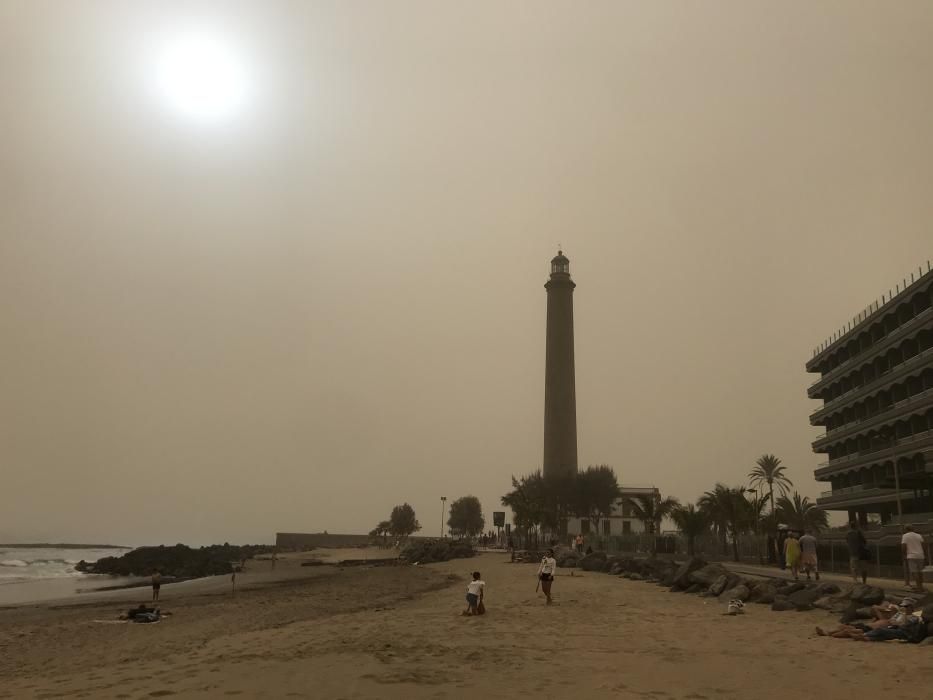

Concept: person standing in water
[[537, 549, 557, 605], [151, 570, 161, 603]]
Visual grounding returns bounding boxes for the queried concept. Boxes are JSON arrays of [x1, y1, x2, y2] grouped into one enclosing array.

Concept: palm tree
[[698, 484, 754, 562], [671, 504, 709, 557], [748, 454, 793, 516], [625, 493, 679, 554], [776, 492, 829, 533]]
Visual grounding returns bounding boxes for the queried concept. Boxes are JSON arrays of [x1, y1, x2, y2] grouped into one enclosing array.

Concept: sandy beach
[[2, 550, 931, 699]]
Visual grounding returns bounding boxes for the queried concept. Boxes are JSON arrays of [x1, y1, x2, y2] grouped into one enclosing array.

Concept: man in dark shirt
[[846, 521, 868, 584]]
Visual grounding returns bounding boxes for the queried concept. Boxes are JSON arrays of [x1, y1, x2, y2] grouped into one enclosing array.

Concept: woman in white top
[[538, 549, 557, 604], [463, 571, 485, 616]]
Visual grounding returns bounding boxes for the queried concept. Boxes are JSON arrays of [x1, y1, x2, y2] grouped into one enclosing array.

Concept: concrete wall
[[275, 532, 372, 550]]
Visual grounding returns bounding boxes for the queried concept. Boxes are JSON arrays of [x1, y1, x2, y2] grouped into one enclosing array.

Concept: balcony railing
[[819, 485, 879, 498], [811, 345, 933, 421], [815, 385, 933, 443], [815, 428, 933, 472], [809, 307, 932, 391]]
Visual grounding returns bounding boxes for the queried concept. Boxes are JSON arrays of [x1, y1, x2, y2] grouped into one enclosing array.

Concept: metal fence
[[509, 532, 924, 581]]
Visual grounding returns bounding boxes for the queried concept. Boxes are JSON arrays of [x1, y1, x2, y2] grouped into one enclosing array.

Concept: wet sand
[[2, 550, 930, 699]]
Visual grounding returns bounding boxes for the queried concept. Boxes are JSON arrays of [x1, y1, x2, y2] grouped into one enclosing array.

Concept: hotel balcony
[[807, 307, 933, 399], [809, 345, 933, 425], [811, 386, 933, 451], [813, 429, 933, 480], [816, 485, 901, 509]]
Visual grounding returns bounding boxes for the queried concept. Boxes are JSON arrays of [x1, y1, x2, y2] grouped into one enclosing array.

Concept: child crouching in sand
[[462, 571, 485, 616]]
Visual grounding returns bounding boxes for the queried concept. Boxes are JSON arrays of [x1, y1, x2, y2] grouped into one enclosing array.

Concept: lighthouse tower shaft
[[543, 251, 578, 479]]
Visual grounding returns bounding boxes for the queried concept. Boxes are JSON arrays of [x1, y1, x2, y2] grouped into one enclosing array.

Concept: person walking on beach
[[846, 521, 868, 584], [799, 530, 819, 581], [151, 570, 161, 603], [538, 549, 557, 605], [463, 571, 485, 616], [784, 531, 801, 580], [901, 526, 927, 592]]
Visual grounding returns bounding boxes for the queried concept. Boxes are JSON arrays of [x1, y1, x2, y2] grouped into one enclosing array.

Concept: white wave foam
[[1, 560, 29, 567]]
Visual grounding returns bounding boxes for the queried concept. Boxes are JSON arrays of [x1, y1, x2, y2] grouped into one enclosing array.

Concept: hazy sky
[[3, 1, 932, 545]]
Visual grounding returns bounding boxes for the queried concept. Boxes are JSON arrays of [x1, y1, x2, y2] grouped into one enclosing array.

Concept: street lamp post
[[440, 496, 447, 539], [745, 487, 764, 565], [880, 427, 904, 531]]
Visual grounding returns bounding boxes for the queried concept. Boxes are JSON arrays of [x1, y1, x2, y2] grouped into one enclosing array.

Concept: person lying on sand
[[463, 571, 485, 616], [816, 599, 920, 641]]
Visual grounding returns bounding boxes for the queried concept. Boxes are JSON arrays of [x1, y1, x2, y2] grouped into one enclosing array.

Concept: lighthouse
[[542, 250, 578, 479]]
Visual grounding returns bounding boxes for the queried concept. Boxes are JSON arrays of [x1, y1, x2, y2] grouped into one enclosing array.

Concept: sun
[[153, 32, 250, 124]]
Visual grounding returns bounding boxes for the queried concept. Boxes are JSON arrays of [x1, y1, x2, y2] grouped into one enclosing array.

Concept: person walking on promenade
[[799, 530, 820, 581], [784, 531, 801, 580], [901, 526, 927, 592], [575, 534, 584, 554], [151, 570, 161, 603], [846, 521, 868, 584], [776, 526, 788, 570], [537, 549, 557, 605]]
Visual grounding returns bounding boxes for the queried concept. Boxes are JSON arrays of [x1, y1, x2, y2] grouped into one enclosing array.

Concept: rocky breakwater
[[558, 553, 933, 638], [76, 543, 274, 579], [399, 539, 475, 564]]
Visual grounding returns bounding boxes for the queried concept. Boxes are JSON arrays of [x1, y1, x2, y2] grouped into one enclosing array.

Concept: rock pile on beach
[[399, 539, 475, 564], [559, 553, 933, 633], [76, 543, 274, 578]]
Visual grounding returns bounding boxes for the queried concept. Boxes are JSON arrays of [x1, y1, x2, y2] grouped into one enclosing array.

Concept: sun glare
[[153, 32, 250, 124]]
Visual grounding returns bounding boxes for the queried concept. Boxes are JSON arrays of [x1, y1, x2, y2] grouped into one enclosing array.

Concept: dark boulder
[[839, 601, 873, 624], [719, 584, 750, 603], [747, 581, 777, 604], [816, 582, 841, 595], [688, 563, 730, 587], [849, 584, 885, 606], [812, 596, 849, 613], [671, 558, 707, 588], [771, 596, 795, 612], [556, 550, 580, 568], [685, 582, 705, 594], [708, 574, 730, 596], [788, 587, 823, 611], [776, 581, 806, 596], [579, 551, 608, 572], [604, 555, 629, 575]]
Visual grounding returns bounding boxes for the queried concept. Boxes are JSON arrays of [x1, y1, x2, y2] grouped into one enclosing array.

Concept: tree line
[[500, 454, 829, 562], [369, 496, 489, 544]]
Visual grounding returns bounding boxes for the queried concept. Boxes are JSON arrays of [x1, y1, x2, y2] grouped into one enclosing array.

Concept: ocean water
[[0, 546, 133, 605]]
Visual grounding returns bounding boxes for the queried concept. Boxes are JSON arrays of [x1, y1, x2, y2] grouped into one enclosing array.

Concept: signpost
[[493, 511, 505, 546]]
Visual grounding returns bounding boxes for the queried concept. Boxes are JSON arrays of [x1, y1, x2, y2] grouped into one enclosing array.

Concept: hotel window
[[603, 520, 611, 535], [622, 521, 632, 534]]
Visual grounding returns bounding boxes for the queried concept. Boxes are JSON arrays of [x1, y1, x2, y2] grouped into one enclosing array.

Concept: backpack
[[902, 617, 927, 644]]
